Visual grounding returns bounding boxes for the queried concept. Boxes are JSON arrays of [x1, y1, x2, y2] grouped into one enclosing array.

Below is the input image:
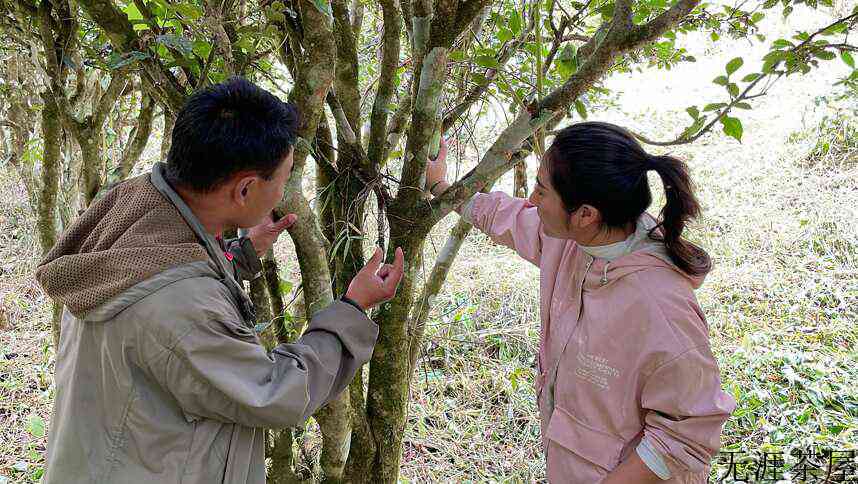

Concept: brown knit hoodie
[[35, 174, 208, 317]]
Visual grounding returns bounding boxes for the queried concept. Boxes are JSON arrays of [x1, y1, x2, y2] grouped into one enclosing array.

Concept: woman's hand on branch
[[426, 138, 451, 197]]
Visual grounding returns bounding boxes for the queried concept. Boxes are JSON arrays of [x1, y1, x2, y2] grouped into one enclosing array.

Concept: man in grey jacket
[[34, 77, 403, 483]]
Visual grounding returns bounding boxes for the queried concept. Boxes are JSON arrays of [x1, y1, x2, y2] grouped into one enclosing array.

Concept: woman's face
[[528, 161, 575, 238], [528, 160, 602, 241]]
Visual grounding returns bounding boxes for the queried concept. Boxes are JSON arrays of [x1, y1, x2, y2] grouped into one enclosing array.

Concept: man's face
[[233, 147, 294, 227]]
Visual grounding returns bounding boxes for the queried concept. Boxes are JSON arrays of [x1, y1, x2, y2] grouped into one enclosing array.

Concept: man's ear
[[233, 175, 257, 206]]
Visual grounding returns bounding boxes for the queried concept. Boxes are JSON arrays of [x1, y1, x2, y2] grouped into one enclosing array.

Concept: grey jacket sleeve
[[224, 236, 263, 281], [154, 297, 378, 429]]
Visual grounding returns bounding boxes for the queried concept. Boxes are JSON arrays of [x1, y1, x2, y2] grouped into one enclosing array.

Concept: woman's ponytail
[[648, 154, 711, 276], [546, 122, 711, 276]]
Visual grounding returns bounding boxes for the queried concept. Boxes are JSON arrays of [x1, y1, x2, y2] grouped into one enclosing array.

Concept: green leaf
[[27, 414, 45, 438], [574, 99, 588, 119], [509, 11, 522, 36], [704, 102, 727, 111], [557, 44, 578, 78], [772, 39, 793, 49], [156, 34, 193, 57], [726, 57, 744, 75], [741, 73, 762, 82], [497, 28, 513, 42], [710, 32, 720, 42], [192, 40, 212, 59], [122, 3, 144, 21], [712, 75, 728, 86], [841, 51, 855, 69], [751, 12, 764, 23], [721, 116, 743, 142], [762, 50, 786, 73], [686, 106, 700, 119], [727, 83, 740, 98], [683, 117, 707, 138], [450, 50, 466, 61], [105, 51, 150, 70], [821, 22, 847, 36], [813, 49, 836, 61], [734, 102, 752, 109], [474, 55, 499, 69], [174, 3, 203, 19], [278, 279, 293, 295]]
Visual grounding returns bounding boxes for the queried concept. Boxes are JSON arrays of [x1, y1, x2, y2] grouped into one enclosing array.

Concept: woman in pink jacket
[[425, 122, 736, 483]]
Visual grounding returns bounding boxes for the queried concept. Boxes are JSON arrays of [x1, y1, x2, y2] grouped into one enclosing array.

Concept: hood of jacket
[[34, 171, 210, 318], [586, 213, 710, 290]]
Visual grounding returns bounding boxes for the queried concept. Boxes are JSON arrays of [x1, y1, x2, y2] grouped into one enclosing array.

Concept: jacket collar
[[150, 163, 257, 322]]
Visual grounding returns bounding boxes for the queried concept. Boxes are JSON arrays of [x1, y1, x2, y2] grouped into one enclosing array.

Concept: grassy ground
[[1, 5, 856, 483]]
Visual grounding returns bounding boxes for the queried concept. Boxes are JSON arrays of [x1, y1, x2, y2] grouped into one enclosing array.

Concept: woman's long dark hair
[[545, 121, 711, 276]]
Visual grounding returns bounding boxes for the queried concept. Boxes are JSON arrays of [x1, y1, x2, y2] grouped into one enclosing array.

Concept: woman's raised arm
[[426, 140, 544, 266]]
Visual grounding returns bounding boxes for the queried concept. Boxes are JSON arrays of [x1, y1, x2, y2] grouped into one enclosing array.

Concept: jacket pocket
[[545, 406, 625, 484], [183, 419, 230, 479]]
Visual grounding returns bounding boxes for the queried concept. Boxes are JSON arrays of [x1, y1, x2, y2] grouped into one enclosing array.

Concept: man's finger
[[382, 247, 404, 292], [378, 264, 392, 278], [272, 213, 298, 232], [364, 246, 384, 272]]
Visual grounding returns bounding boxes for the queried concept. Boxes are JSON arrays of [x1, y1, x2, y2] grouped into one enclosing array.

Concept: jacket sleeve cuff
[[224, 236, 263, 281], [457, 194, 477, 223], [636, 437, 672, 480], [340, 295, 367, 315]]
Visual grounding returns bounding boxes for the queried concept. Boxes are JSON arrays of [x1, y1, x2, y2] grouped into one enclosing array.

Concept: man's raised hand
[[247, 212, 298, 256], [344, 247, 405, 311]]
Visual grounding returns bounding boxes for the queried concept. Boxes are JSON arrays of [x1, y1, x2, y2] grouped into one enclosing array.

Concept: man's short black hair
[[166, 77, 299, 192]]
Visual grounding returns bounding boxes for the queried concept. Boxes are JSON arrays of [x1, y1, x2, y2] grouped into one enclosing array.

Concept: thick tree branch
[[332, 0, 361, 136], [77, 0, 187, 112], [367, 0, 401, 167], [539, 0, 701, 114], [633, 0, 699, 45], [118, 91, 155, 176], [326, 90, 360, 148], [275, 2, 350, 482], [38, 91, 63, 346], [394, 45, 448, 214], [350, 0, 363, 34], [450, 0, 491, 46], [92, 68, 129, 129], [383, 91, 411, 162], [396, 0, 492, 212], [423, 109, 555, 230], [206, 1, 237, 77]]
